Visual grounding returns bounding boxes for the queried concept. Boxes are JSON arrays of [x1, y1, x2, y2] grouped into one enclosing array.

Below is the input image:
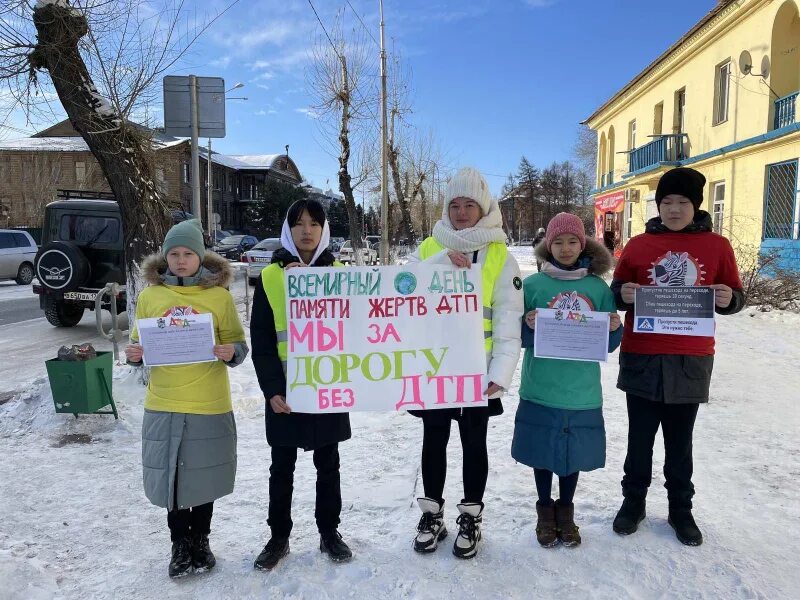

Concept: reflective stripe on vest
[[261, 261, 344, 374], [416, 237, 507, 353]]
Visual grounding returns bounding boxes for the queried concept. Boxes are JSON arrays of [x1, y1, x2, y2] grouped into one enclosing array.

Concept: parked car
[[338, 240, 378, 265], [209, 229, 232, 246], [212, 234, 258, 260], [242, 237, 282, 285], [0, 229, 37, 285], [32, 196, 126, 327], [365, 235, 380, 247]]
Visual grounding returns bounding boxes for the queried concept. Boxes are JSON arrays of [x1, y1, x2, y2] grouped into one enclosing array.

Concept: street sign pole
[[190, 75, 202, 224], [207, 138, 213, 237]]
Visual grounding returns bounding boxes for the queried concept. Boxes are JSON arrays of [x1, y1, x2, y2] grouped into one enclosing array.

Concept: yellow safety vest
[[261, 261, 345, 372], [416, 237, 507, 353]]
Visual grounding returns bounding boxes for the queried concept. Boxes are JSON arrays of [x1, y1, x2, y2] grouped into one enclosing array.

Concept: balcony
[[600, 171, 614, 187], [627, 134, 687, 174], [774, 92, 799, 130]]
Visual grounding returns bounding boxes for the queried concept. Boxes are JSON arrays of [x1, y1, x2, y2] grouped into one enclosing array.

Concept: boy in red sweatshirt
[[610, 167, 744, 546]]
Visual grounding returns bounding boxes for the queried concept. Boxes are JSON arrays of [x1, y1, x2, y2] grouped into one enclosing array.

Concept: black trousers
[[268, 443, 342, 538], [166, 468, 213, 542], [622, 393, 700, 509], [421, 412, 489, 505]]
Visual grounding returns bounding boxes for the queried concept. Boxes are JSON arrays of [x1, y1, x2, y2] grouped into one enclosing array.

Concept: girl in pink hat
[[513, 212, 622, 548]]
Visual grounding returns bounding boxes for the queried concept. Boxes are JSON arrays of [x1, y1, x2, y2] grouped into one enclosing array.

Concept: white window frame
[[624, 199, 634, 242], [182, 163, 190, 184], [75, 161, 86, 183], [714, 61, 731, 125], [628, 119, 637, 150], [711, 181, 726, 233]]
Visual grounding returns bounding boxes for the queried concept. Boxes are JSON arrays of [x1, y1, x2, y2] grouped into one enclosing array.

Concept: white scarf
[[432, 198, 508, 253], [540, 261, 589, 281], [279, 218, 331, 266]]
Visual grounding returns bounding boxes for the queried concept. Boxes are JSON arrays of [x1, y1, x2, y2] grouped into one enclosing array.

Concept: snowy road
[[0, 268, 252, 393], [1, 257, 798, 599]]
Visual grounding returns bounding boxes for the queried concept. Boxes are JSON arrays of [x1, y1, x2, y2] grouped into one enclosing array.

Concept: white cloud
[[255, 109, 278, 116], [211, 56, 232, 68], [256, 84, 271, 91], [294, 108, 319, 119], [214, 21, 301, 51]]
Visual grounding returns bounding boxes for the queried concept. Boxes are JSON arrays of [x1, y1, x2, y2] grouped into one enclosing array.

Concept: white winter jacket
[[406, 244, 523, 398]]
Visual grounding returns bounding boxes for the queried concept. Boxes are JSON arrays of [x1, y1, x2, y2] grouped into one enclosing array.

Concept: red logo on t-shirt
[[548, 291, 595, 311], [162, 306, 199, 317], [648, 252, 706, 286]]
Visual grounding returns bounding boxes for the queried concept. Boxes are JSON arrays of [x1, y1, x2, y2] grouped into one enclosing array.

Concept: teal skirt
[[511, 400, 605, 476]]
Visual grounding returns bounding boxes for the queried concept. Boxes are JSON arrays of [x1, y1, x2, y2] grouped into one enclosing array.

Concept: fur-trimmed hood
[[534, 237, 614, 276], [141, 251, 233, 288]]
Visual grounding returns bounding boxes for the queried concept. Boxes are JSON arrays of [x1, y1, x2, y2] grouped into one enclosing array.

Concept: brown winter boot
[[535, 501, 559, 548], [555, 500, 581, 547]]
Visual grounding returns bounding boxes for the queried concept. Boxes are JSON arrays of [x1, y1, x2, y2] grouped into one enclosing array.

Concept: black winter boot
[[414, 497, 448, 553], [168, 537, 193, 578], [254, 537, 290, 571], [190, 533, 216, 572], [668, 508, 703, 546], [613, 498, 646, 535], [320, 530, 353, 562]]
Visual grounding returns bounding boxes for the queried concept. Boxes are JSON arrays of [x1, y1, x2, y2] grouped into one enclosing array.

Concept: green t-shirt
[[518, 272, 617, 411]]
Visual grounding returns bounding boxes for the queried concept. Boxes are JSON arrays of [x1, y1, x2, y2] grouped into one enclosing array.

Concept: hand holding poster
[[633, 286, 716, 336], [534, 308, 610, 362], [137, 312, 216, 366], [285, 265, 488, 413]]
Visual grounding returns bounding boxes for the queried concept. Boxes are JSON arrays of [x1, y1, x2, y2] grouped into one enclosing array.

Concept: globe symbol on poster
[[394, 271, 417, 295]]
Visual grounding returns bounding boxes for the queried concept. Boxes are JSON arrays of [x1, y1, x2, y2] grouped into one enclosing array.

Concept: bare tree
[[0, 0, 235, 319], [573, 124, 598, 184], [309, 13, 376, 264]]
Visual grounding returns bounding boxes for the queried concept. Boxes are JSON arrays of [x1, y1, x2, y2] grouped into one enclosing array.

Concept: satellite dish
[[760, 55, 771, 79], [738, 50, 753, 75]]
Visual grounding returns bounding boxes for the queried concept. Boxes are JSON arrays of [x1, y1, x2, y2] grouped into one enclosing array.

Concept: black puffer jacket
[[250, 247, 351, 450]]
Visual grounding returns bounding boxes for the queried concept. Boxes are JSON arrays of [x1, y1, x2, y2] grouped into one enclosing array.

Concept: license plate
[[252, 257, 270, 263], [63, 291, 97, 301]]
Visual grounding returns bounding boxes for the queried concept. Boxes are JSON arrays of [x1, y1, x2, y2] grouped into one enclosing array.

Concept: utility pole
[[189, 75, 202, 223], [379, 0, 389, 265]]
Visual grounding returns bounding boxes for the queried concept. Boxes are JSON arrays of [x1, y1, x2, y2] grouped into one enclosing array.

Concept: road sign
[[163, 76, 226, 138]]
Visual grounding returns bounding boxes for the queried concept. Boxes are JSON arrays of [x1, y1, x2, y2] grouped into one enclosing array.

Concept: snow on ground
[[0, 264, 798, 599]]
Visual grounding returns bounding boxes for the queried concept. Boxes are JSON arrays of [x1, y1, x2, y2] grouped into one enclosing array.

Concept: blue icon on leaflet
[[637, 318, 655, 331]]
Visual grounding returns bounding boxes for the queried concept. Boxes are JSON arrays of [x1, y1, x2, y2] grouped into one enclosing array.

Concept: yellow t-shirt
[[130, 283, 245, 415]]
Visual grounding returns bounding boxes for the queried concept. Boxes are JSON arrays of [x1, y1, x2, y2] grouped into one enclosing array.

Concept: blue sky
[[7, 0, 715, 196]]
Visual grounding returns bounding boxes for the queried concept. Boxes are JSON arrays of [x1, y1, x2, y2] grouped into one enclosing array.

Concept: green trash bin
[[46, 351, 118, 419]]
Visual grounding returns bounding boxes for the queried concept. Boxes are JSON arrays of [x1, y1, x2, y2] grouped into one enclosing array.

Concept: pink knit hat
[[545, 213, 586, 250]]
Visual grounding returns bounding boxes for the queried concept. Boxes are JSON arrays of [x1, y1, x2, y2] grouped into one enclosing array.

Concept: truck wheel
[[44, 300, 85, 327], [15, 262, 34, 285]]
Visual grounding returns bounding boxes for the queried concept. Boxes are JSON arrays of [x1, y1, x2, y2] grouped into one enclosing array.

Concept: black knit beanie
[[655, 167, 706, 209]]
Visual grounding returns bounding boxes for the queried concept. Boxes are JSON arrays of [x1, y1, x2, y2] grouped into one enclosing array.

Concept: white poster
[[534, 308, 610, 363], [138, 313, 216, 366], [285, 264, 488, 413]]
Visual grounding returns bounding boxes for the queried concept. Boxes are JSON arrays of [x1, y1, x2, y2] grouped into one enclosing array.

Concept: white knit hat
[[444, 167, 493, 215]]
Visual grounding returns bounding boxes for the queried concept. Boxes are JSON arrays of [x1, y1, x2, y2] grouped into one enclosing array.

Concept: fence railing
[[628, 134, 687, 173], [774, 92, 799, 130]]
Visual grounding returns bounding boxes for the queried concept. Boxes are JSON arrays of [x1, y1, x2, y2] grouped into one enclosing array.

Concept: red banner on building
[[594, 190, 626, 256]]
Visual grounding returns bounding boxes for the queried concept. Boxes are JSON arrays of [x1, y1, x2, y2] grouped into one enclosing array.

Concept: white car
[[0, 229, 37, 285], [242, 238, 282, 285], [338, 240, 378, 265]]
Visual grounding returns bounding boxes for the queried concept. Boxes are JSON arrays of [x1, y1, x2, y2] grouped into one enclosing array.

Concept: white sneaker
[[453, 503, 483, 559], [414, 497, 447, 553]]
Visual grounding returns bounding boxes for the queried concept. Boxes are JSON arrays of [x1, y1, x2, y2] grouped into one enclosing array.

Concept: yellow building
[[584, 0, 800, 269]]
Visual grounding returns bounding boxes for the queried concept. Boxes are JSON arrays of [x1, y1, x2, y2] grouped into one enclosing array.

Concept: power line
[[345, 0, 380, 47], [306, 0, 340, 59]]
